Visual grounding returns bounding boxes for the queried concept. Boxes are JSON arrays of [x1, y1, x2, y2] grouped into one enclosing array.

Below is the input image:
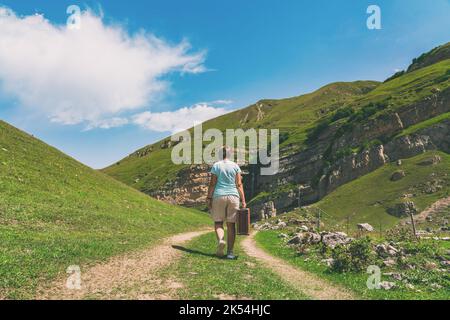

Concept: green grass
[[396, 112, 450, 137], [313, 151, 450, 230], [0, 120, 210, 299], [255, 231, 449, 300], [158, 232, 308, 300], [353, 59, 450, 112]]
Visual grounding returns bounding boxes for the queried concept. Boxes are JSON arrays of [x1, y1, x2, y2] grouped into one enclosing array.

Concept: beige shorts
[[211, 195, 240, 223]]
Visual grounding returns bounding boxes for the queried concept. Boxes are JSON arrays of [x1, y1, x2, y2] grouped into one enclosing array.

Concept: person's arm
[[207, 174, 217, 210], [235, 173, 246, 208]]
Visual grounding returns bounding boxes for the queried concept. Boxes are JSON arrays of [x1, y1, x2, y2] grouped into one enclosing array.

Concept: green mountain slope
[[103, 80, 380, 193], [0, 120, 209, 298], [103, 42, 450, 223], [313, 151, 450, 230]]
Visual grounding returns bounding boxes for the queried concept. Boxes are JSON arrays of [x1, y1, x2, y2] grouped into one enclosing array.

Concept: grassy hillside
[[0, 120, 209, 299], [103, 43, 450, 201], [103, 80, 380, 192], [312, 151, 450, 230]]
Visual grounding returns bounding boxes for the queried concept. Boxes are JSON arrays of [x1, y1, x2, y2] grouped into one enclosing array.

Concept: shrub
[[402, 241, 440, 258], [306, 119, 330, 143], [331, 107, 354, 122], [331, 238, 374, 273], [347, 237, 374, 272], [385, 226, 416, 242], [279, 132, 290, 144], [331, 245, 352, 273]]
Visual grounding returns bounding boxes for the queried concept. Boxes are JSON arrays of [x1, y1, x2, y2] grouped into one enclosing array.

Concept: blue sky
[[0, 0, 449, 168]]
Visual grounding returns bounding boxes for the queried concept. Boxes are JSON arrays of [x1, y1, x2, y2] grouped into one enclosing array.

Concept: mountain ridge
[[103, 42, 450, 227]]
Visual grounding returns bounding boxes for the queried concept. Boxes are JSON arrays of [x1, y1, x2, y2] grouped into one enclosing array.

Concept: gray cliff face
[[151, 88, 450, 217]]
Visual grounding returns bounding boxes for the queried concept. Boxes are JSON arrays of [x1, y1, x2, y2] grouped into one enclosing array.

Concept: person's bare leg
[[215, 222, 226, 257], [215, 222, 224, 242], [226, 222, 236, 254]]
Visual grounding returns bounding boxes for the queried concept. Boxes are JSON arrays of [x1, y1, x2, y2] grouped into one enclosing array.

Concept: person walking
[[207, 146, 246, 259]]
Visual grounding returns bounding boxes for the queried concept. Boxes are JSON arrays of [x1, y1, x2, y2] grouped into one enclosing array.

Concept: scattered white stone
[[379, 281, 396, 290], [405, 283, 415, 290], [430, 283, 443, 290], [277, 221, 287, 228], [321, 258, 335, 267], [383, 259, 396, 267], [357, 223, 374, 232]]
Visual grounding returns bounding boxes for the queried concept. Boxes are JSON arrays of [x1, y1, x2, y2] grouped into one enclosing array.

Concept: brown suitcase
[[237, 208, 251, 235]]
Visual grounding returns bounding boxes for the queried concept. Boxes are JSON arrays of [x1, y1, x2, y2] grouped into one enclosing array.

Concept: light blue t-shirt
[[211, 160, 241, 198]]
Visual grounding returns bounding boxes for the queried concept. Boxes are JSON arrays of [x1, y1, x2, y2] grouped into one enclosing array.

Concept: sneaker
[[216, 240, 226, 257], [226, 252, 237, 260]]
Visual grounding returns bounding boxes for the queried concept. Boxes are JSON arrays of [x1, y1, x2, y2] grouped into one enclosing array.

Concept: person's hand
[[241, 200, 247, 208]]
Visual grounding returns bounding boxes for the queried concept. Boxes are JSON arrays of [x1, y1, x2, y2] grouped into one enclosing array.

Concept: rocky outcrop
[[151, 164, 211, 207], [387, 201, 418, 218], [150, 87, 450, 217]]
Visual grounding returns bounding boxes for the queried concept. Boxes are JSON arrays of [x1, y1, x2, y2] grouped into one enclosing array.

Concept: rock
[[287, 234, 303, 245], [384, 272, 402, 281], [396, 159, 402, 166], [376, 244, 399, 257], [390, 170, 406, 181], [306, 232, 322, 244], [430, 283, 443, 290], [261, 201, 277, 218], [405, 283, 415, 290], [440, 260, 450, 267], [298, 225, 309, 232], [321, 258, 335, 267], [383, 259, 396, 267], [277, 221, 287, 228], [357, 223, 374, 232], [278, 233, 289, 239], [287, 232, 321, 245], [423, 179, 443, 194], [321, 232, 352, 248], [160, 140, 172, 149], [387, 201, 418, 217], [418, 155, 442, 166], [379, 281, 396, 290], [254, 222, 272, 231], [424, 262, 437, 270], [288, 218, 308, 225]]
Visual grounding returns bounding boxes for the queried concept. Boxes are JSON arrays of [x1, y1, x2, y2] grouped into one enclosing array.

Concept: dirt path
[[241, 232, 356, 300], [413, 196, 450, 222], [36, 229, 211, 300]]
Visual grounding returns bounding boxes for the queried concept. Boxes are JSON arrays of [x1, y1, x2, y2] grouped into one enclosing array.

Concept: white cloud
[[0, 7, 206, 128], [83, 117, 129, 131], [132, 103, 232, 133]]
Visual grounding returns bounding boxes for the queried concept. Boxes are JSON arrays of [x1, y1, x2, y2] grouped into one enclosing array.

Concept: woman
[[207, 146, 246, 259]]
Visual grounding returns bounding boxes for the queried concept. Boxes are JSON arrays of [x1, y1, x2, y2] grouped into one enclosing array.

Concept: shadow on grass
[[172, 245, 219, 258]]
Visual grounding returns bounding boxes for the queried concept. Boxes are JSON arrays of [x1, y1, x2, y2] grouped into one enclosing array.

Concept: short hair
[[218, 146, 233, 160]]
